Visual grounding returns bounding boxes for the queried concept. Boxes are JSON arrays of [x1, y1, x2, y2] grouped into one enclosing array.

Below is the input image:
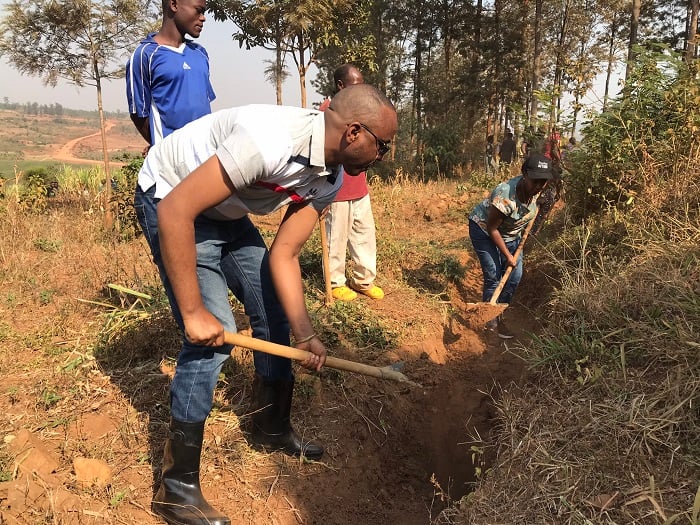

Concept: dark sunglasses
[[360, 123, 391, 157]]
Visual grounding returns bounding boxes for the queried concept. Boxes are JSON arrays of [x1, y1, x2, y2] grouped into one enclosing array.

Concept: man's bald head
[[333, 64, 364, 91], [328, 84, 395, 130], [323, 84, 398, 174]]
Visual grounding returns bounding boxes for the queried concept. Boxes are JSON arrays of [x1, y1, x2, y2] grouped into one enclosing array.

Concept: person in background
[[322, 64, 385, 301], [468, 153, 553, 339], [485, 134, 497, 174], [499, 130, 517, 167], [318, 64, 363, 112], [532, 128, 564, 235], [562, 136, 577, 163], [543, 128, 561, 161], [520, 125, 534, 158], [126, 0, 215, 152], [136, 84, 397, 525]]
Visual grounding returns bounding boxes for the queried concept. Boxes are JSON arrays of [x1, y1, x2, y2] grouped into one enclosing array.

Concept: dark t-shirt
[[499, 137, 516, 163]]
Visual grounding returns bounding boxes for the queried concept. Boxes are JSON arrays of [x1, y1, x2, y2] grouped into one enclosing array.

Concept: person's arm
[[269, 202, 327, 371], [486, 205, 518, 267], [157, 155, 236, 347], [126, 50, 152, 148], [130, 114, 151, 147]]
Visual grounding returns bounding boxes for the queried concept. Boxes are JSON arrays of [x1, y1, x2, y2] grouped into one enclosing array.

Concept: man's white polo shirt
[[139, 105, 342, 219]]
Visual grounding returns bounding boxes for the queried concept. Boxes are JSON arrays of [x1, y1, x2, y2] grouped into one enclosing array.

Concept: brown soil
[[0, 128, 539, 524], [48, 121, 120, 165]]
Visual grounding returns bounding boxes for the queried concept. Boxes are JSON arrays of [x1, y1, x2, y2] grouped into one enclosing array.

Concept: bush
[[11, 166, 61, 212], [112, 153, 144, 241], [566, 47, 700, 221]]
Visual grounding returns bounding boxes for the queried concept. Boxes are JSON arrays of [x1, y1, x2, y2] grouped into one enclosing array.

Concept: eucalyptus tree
[[485, 0, 528, 138], [382, 0, 472, 161], [284, 0, 338, 107], [598, 0, 628, 110], [545, 0, 609, 131], [614, 0, 700, 79], [209, 0, 343, 107], [687, 0, 699, 60], [529, 0, 544, 127], [0, 0, 159, 227], [626, 0, 642, 79], [312, 0, 378, 98], [208, 0, 289, 104], [500, 2, 530, 134], [638, 0, 699, 60], [415, 0, 476, 174], [549, 0, 574, 126], [565, 1, 608, 134], [640, 0, 688, 47]]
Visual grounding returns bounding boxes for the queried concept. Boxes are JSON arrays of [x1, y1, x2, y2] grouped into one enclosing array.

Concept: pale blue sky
[[0, 4, 323, 113]]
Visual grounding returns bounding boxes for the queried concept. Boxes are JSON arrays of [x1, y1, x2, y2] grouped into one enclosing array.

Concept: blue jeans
[[134, 185, 292, 423], [468, 220, 523, 304]]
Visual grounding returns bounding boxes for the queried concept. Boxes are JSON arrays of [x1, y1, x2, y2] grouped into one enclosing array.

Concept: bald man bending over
[[135, 84, 397, 525]]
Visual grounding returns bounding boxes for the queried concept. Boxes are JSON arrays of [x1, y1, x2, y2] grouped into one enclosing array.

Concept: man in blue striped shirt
[[126, 0, 215, 150]]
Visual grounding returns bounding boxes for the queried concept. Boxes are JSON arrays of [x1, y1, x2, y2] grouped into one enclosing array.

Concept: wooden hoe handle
[[489, 214, 537, 305], [319, 217, 333, 306], [224, 331, 410, 383]]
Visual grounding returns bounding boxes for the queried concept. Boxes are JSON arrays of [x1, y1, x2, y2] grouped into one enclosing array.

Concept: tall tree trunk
[[275, 21, 283, 105], [520, 0, 532, 127], [603, 13, 618, 112], [463, 0, 482, 138], [491, 0, 502, 140], [686, 0, 699, 62], [552, 0, 570, 128], [529, 0, 543, 127], [625, 0, 641, 81], [571, 37, 586, 136], [443, 0, 452, 74], [414, 1, 424, 159], [296, 34, 307, 108], [374, 0, 388, 93], [93, 62, 112, 230]]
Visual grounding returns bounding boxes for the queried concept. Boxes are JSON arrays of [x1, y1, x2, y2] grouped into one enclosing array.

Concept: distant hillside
[[0, 107, 143, 176], [0, 99, 130, 120]]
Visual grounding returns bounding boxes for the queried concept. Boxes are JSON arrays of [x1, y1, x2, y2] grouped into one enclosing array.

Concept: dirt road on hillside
[[25, 120, 137, 168], [51, 121, 117, 165]]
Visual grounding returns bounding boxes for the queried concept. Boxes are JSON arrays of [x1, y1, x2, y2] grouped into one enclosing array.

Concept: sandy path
[[34, 120, 118, 165]]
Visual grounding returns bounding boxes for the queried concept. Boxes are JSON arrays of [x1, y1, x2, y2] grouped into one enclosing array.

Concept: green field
[[0, 159, 93, 180]]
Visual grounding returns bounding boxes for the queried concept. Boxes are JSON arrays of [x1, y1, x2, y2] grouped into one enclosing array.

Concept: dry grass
[[449, 154, 700, 524], [459, 370, 699, 524]]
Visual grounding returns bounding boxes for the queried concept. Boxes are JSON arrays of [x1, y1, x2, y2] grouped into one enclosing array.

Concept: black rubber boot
[[152, 419, 230, 525], [249, 374, 324, 460]]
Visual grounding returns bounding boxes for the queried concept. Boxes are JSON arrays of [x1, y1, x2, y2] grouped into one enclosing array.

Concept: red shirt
[[336, 169, 369, 201], [544, 132, 561, 160]]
